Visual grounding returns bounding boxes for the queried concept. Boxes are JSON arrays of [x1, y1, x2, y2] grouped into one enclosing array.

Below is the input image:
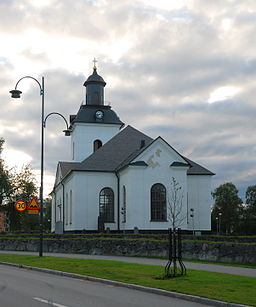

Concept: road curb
[[0, 261, 250, 307]]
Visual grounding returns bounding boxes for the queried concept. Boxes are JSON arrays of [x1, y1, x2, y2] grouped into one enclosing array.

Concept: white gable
[[132, 137, 188, 168]]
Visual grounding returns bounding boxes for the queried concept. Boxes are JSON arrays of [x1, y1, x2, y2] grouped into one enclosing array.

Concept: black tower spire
[[83, 62, 106, 106]]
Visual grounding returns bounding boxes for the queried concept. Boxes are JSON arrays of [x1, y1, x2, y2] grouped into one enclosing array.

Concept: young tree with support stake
[[167, 177, 186, 229], [165, 177, 186, 279]]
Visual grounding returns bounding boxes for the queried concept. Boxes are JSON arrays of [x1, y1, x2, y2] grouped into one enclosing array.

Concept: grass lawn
[[137, 255, 256, 269], [0, 254, 255, 306], [184, 258, 256, 269]]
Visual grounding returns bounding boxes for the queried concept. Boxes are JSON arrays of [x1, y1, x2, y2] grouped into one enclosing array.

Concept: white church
[[51, 65, 214, 233]]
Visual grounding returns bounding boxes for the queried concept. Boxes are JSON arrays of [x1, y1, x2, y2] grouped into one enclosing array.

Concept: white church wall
[[73, 171, 118, 230], [51, 193, 56, 232], [51, 183, 63, 233], [118, 167, 130, 231], [71, 123, 121, 161], [119, 139, 189, 230], [62, 173, 75, 232], [119, 166, 149, 230], [51, 164, 63, 221], [187, 175, 212, 231], [51, 173, 75, 232]]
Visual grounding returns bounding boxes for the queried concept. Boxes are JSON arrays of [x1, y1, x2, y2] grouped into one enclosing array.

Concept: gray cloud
[[1, 0, 256, 198]]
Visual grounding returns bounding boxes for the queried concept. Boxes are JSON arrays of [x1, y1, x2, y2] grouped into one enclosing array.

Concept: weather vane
[[93, 57, 97, 70]]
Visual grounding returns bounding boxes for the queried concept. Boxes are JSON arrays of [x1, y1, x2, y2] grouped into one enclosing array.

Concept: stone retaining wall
[[0, 238, 255, 264]]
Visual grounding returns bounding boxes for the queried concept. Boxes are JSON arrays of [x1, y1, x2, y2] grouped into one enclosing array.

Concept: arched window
[[151, 183, 166, 221], [94, 139, 102, 152], [69, 190, 72, 225], [99, 188, 114, 223], [65, 192, 68, 225]]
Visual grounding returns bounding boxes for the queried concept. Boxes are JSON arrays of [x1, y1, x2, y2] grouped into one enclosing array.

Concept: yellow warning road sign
[[27, 209, 39, 215], [27, 197, 40, 210], [15, 200, 27, 212]]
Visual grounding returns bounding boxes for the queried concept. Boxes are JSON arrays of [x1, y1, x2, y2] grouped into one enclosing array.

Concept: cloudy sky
[[1, 0, 256, 199]]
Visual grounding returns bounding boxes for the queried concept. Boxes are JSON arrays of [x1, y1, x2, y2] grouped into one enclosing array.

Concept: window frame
[[150, 183, 167, 222], [93, 139, 102, 152], [69, 189, 73, 225], [99, 187, 115, 223]]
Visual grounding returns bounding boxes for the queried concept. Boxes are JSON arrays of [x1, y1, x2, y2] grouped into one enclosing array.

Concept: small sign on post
[[27, 197, 40, 215], [15, 200, 27, 212]]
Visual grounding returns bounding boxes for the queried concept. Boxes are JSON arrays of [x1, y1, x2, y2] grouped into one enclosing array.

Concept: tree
[[8, 164, 38, 232], [212, 182, 242, 234], [165, 177, 186, 279], [243, 185, 256, 235], [11, 164, 38, 201], [0, 138, 13, 205], [167, 177, 186, 229], [0, 138, 13, 232], [245, 185, 256, 215], [2, 164, 38, 232], [0, 139, 39, 232]]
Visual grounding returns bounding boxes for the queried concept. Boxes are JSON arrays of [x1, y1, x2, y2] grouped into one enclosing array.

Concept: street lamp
[[216, 217, 219, 234], [10, 76, 45, 257], [190, 208, 195, 235], [218, 212, 222, 235], [43, 112, 72, 136]]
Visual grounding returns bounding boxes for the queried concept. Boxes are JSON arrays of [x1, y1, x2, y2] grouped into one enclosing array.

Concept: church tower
[[69, 62, 124, 162]]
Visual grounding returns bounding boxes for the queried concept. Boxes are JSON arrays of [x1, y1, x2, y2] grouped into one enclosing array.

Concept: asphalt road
[[0, 264, 208, 307]]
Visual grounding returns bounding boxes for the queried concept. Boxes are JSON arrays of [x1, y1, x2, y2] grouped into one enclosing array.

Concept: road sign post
[[27, 197, 40, 215], [15, 200, 27, 212]]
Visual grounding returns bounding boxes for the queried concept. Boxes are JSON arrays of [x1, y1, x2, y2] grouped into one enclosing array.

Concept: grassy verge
[[0, 254, 255, 306], [184, 258, 256, 269], [132, 255, 256, 269]]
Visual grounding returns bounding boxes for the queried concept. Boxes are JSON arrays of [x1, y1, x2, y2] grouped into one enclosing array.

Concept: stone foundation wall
[[0, 238, 255, 264]]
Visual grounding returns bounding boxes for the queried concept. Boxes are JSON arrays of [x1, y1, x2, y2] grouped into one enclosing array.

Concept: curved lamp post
[[43, 112, 71, 234], [10, 76, 45, 257], [44, 112, 72, 136]]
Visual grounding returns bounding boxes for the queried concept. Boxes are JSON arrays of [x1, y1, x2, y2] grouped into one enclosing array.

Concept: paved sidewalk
[[0, 250, 255, 277]]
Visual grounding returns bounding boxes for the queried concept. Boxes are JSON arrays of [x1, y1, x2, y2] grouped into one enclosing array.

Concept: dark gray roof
[[59, 161, 80, 178], [58, 126, 152, 179], [171, 162, 189, 167], [58, 125, 214, 181], [83, 68, 106, 86], [183, 157, 215, 175], [70, 105, 124, 126], [80, 125, 152, 172]]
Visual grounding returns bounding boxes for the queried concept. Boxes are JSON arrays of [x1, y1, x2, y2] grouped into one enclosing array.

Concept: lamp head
[[63, 129, 72, 136], [10, 89, 22, 98]]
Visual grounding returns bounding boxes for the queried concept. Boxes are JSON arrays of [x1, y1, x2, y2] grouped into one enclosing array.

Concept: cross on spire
[[93, 58, 97, 70]]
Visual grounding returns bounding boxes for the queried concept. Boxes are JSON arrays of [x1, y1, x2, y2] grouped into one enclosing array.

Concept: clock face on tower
[[95, 110, 104, 119]]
